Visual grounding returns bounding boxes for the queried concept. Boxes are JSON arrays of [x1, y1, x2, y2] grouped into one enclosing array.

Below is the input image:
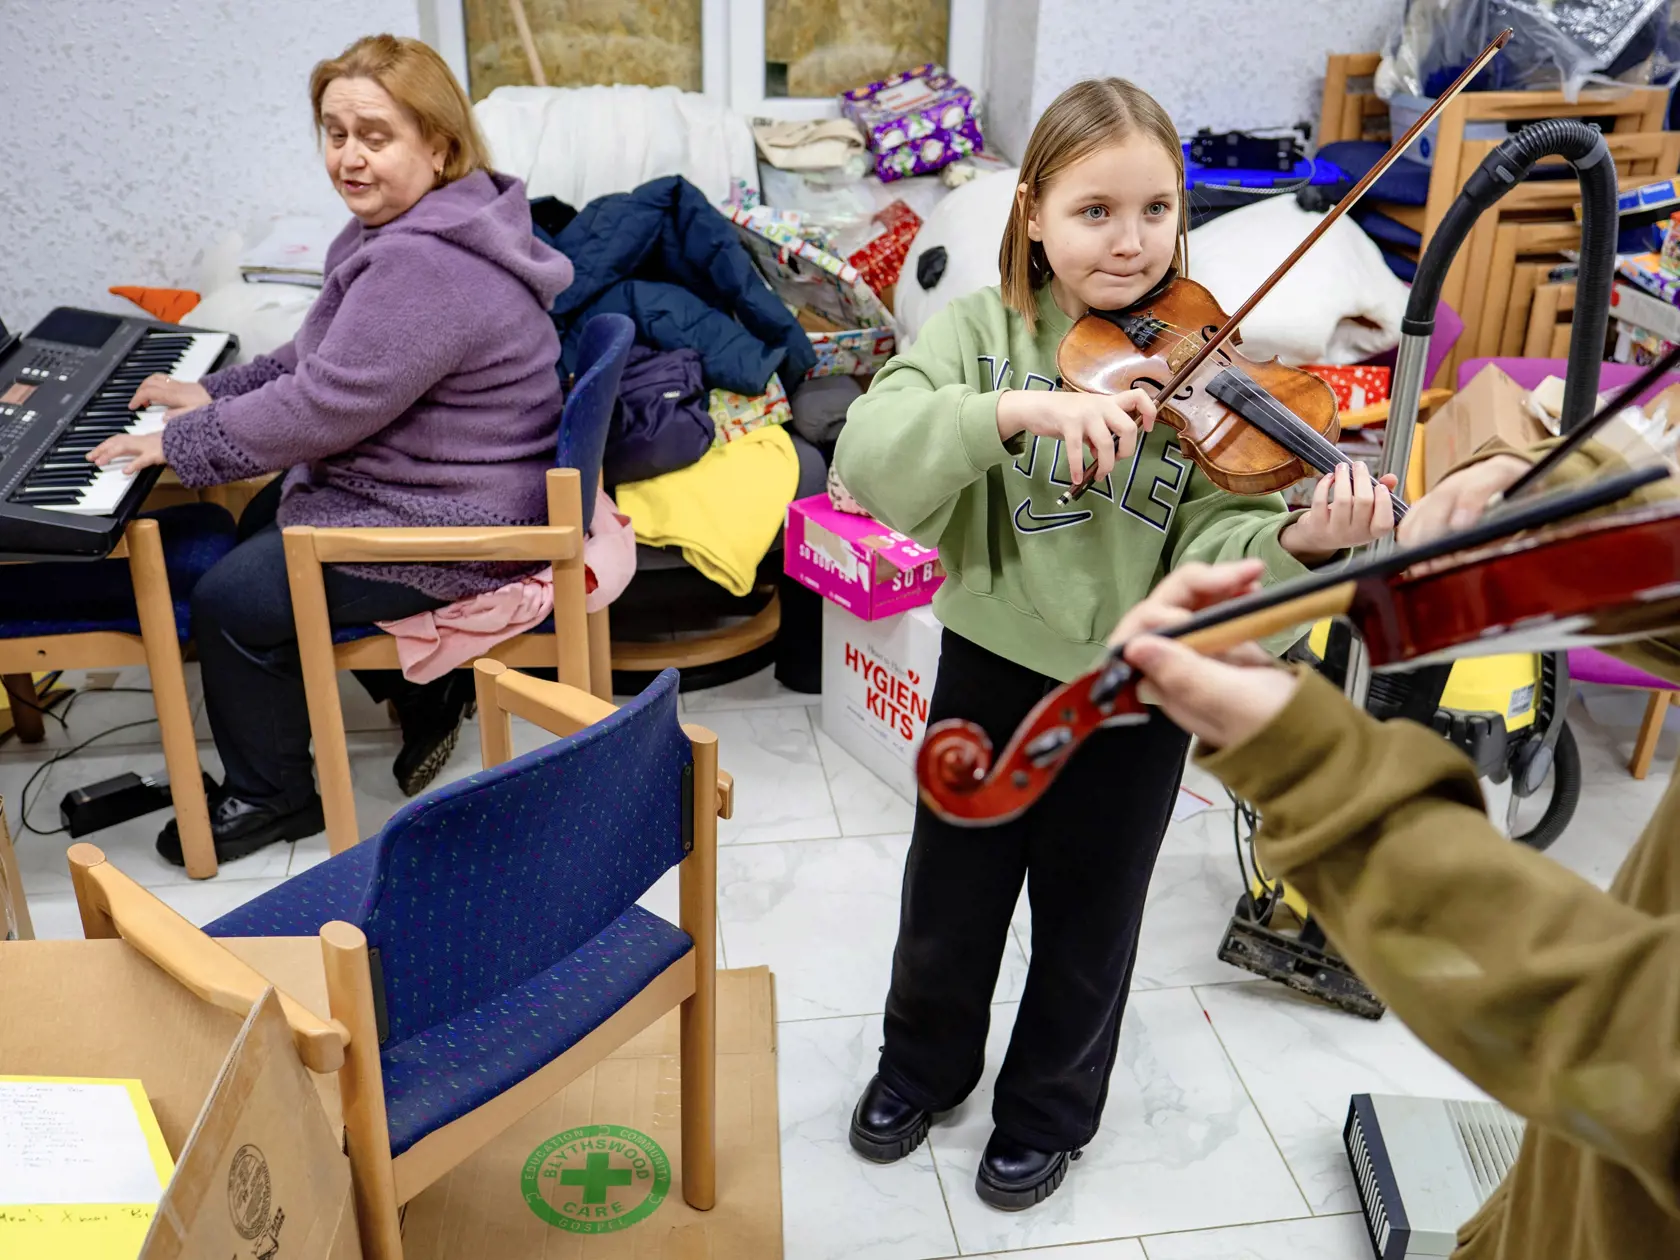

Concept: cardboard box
[[820, 601, 943, 803], [0, 939, 358, 1260], [1424, 364, 1548, 492], [786, 494, 943, 620], [402, 967, 782, 1259]]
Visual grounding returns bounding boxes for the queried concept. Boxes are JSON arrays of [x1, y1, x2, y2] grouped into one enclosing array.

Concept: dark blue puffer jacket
[[537, 176, 814, 395]]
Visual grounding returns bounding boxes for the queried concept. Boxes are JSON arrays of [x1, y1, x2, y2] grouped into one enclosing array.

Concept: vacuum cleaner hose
[[1401, 118, 1616, 430]]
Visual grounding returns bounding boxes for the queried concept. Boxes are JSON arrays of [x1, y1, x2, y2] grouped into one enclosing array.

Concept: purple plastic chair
[[1459, 356, 1680, 779]]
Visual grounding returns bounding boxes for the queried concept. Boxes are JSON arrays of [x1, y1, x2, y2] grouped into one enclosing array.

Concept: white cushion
[[1187, 196, 1409, 366], [473, 84, 760, 210]]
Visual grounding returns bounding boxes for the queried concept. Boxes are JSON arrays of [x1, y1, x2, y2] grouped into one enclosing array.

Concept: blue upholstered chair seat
[[381, 904, 691, 1156], [0, 503, 236, 640]]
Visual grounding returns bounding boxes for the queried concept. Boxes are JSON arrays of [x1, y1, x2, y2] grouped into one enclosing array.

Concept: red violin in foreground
[[917, 464, 1679, 826]]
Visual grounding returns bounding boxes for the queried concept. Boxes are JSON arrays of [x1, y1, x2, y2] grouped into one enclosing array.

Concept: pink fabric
[[1568, 647, 1679, 692], [378, 569, 554, 683], [584, 487, 637, 613], [376, 488, 638, 682]]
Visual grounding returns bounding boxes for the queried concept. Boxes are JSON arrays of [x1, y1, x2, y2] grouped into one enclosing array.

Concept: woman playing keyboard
[[88, 34, 573, 866]]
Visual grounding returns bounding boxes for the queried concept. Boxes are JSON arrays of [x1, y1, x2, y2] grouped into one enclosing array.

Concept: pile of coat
[[532, 174, 818, 487]]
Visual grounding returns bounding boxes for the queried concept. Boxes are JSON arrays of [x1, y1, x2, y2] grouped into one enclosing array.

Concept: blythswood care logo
[[522, 1124, 671, 1234]]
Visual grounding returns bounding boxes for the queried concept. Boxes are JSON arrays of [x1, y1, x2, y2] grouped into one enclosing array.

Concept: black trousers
[[879, 629, 1190, 1151], [194, 478, 445, 810]]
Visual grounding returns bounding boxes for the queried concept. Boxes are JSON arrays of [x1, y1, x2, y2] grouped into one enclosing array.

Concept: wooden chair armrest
[[483, 659, 616, 737], [716, 770, 734, 820], [67, 844, 350, 1073], [1339, 388, 1453, 430], [288, 524, 580, 564]]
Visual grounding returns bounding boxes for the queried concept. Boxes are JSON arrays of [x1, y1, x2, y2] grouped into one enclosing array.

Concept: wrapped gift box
[[709, 374, 792, 445], [841, 63, 984, 182], [1301, 363, 1392, 412], [847, 200, 923, 298]]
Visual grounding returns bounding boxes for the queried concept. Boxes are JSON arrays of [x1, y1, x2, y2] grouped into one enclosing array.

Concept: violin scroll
[[917, 658, 1150, 825]]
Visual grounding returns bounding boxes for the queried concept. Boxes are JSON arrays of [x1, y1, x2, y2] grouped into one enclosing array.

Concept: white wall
[[0, 0, 421, 333], [985, 0, 1405, 162]]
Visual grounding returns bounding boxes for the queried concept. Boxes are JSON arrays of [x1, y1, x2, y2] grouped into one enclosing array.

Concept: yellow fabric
[[615, 424, 800, 597]]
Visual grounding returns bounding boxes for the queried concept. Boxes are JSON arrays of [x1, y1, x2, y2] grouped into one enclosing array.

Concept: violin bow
[[1062, 27, 1515, 504], [1496, 340, 1680, 504]]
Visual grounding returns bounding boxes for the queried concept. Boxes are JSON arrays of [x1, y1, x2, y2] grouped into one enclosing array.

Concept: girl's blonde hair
[[1000, 78, 1189, 329], [309, 34, 492, 185]]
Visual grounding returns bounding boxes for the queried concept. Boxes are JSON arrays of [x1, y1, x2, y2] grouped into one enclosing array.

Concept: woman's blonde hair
[[309, 34, 491, 185], [1000, 78, 1189, 329]]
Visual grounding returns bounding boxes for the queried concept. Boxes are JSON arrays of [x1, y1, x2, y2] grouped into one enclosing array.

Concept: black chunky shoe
[[156, 793, 326, 866], [974, 1129, 1079, 1211], [848, 1075, 932, 1163], [392, 672, 476, 796]]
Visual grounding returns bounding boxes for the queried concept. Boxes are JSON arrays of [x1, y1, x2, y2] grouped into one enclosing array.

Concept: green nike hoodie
[[833, 283, 1314, 681]]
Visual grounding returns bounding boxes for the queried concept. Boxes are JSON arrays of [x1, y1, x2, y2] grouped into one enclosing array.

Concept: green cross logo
[[521, 1124, 671, 1234], [560, 1152, 634, 1204]]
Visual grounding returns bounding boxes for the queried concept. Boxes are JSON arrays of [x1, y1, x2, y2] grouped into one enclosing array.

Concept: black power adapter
[[60, 771, 215, 837]]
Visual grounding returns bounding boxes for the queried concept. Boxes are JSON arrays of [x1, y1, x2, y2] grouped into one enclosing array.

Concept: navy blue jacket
[[538, 176, 814, 396]]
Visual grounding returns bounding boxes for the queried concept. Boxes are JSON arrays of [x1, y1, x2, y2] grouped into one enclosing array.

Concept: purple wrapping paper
[[840, 63, 984, 182]]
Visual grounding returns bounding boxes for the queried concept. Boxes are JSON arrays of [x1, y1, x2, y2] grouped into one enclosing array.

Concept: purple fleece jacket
[[165, 170, 574, 600]]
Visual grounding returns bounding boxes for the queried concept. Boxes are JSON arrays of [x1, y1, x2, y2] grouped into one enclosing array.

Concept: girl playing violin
[[832, 76, 1395, 1209], [1108, 443, 1680, 1260]]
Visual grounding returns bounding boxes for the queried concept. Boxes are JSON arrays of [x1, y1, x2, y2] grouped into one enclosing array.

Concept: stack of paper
[[239, 217, 338, 288], [0, 1076, 174, 1257]]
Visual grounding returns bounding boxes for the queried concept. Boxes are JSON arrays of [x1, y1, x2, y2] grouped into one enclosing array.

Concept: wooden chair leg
[[474, 660, 514, 769], [126, 520, 218, 879], [678, 726, 719, 1211], [587, 607, 612, 702], [3, 674, 45, 744], [1630, 690, 1671, 780], [322, 921, 405, 1260], [283, 528, 360, 854]]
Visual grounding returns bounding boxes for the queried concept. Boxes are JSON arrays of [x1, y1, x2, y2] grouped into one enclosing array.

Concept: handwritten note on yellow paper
[[0, 1076, 174, 1258]]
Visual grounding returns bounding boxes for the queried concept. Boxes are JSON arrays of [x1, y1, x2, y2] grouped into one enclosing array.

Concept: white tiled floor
[[6, 663, 1668, 1259]]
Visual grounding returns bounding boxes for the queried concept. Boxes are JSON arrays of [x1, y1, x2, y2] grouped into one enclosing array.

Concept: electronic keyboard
[[0, 306, 236, 559]]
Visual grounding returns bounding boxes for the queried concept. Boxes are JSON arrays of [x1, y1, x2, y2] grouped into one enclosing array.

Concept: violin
[[1056, 275, 1371, 506], [1054, 29, 1514, 509], [917, 341, 1680, 826]]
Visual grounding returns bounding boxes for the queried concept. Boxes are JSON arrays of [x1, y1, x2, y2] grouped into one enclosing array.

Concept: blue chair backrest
[[345, 666, 691, 1046], [556, 313, 635, 533]]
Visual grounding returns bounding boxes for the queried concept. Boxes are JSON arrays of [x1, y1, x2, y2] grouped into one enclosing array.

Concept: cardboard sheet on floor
[[0, 939, 358, 1259], [401, 966, 782, 1259]]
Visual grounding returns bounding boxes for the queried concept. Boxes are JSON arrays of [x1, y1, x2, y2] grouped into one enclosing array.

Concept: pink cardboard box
[[785, 494, 943, 620]]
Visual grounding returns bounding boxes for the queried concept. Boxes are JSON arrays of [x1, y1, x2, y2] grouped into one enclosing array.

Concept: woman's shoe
[[848, 1075, 932, 1163], [156, 793, 326, 866], [974, 1129, 1079, 1211], [392, 671, 476, 796]]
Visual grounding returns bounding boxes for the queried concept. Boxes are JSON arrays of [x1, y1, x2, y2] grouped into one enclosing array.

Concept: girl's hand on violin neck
[[1279, 461, 1397, 564], [996, 388, 1158, 485], [1396, 454, 1529, 548], [1105, 560, 1299, 752]]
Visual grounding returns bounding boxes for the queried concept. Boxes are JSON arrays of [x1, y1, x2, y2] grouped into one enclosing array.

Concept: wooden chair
[[284, 466, 590, 854], [68, 655, 730, 1259], [1, 805, 32, 939], [287, 313, 636, 854], [1317, 53, 1676, 384], [0, 507, 229, 877]]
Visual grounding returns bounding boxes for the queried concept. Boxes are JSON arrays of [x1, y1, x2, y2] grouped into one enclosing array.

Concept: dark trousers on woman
[[193, 477, 445, 810], [878, 628, 1191, 1152]]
